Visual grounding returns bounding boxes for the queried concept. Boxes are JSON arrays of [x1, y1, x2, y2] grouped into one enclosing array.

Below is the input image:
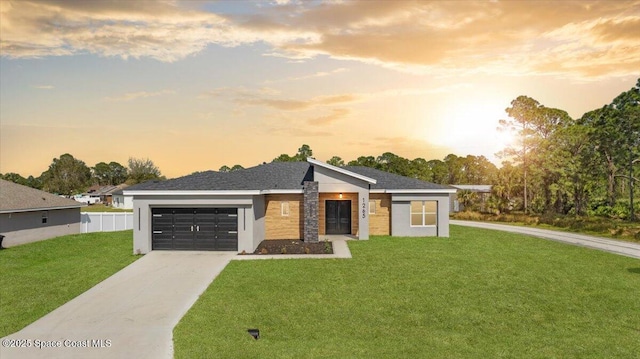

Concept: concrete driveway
[[1, 251, 235, 359], [451, 220, 640, 259]]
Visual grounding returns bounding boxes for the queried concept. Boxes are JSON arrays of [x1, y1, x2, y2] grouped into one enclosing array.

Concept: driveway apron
[[451, 220, 640, 259], [1, 251, 235, 359]]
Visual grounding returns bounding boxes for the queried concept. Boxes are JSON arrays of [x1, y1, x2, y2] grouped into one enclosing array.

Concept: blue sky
[[1, 0, 638, 177]]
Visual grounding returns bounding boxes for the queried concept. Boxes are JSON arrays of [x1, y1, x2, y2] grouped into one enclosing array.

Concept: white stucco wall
[[390, 193, 451, 237], [112, 194, 133, 209]]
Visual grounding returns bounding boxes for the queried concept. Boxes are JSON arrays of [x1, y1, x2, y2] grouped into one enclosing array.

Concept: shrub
[[324, 238, 332, 254]]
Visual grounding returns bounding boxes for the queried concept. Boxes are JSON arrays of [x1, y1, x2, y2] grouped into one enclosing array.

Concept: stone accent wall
[[369, 193, 391, 235], [264, 194, 303, 240], [303, 181, 319, 243]]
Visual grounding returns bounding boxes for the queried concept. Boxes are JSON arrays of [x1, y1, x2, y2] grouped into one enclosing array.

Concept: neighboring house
[[124, 158, 456, 254], [73, 194, 100, 205], [450, 185, 492, 212], [0, 179, 85, 247], [85, 185, 122, 205], [111, 185, 132, 209]]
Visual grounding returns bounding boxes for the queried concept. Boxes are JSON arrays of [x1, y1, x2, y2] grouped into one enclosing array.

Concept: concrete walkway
[[451, 220, 640, 259], [1, 251, 235, 359]]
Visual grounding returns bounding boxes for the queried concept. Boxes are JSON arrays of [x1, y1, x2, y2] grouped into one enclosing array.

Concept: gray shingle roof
[[344, 166, 453, 190], [126, 162, 313, 191], [0, 179, 85, 213], [126, 161, 450, 192]]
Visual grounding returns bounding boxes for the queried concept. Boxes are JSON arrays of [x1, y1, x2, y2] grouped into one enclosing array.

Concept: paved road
[[451, 220, 640, 259], [1, 251, 235, 359]]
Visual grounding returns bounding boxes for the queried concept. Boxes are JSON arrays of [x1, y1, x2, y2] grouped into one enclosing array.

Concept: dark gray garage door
[[151, 208, 238, 251]]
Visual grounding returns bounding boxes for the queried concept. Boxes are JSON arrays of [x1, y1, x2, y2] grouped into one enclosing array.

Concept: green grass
[[81, 204, 132, 212], [452, 211, 640, 243], [0, 231, 139, 337], [174, 226, 640, 359]]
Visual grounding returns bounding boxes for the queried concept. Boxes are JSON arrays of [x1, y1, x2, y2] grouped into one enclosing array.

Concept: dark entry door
[[325, 200, 351, 234], [151, 208, 238, 251]]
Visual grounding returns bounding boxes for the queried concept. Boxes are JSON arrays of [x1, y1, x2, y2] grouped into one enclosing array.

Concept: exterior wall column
[[132, 200, 150, 254], [303, 181, 319, 243], [358, 189, 370, 240]]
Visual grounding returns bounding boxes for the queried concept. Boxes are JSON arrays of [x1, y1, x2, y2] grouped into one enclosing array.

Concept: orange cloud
[[200, 87, 358, 111], [308, 108, 350, 126], [0, 0, 313, 62], [2, 0, 638, 78], [105, 89, 176, 102], [259, 1, 640, 78]]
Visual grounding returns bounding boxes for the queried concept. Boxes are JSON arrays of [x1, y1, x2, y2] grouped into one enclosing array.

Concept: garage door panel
[[172, 236, 196, 250], [174, 214, 194, 223], [151, 208, 238, 251], [173, 223, 193, 232], [152, 241, 173, 250], [215, 238, 237, 251], [195, 224, 216, 236], [216, 208, 237, 214], [193, 239, 216, 250]]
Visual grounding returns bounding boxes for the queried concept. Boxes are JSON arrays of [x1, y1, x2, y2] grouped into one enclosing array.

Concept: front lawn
[[174, 226, 640, 358], [0, 231, 139, 337]]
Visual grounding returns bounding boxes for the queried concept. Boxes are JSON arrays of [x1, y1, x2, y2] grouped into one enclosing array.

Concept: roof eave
[[386, 189, 457, 194], [124, 190, 262, 196], [260, 189, 304, 194], [0, 205, 85, 214]]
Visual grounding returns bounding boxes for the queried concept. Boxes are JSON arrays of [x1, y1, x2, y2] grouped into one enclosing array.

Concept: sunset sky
[[1, 0, 639, 178]]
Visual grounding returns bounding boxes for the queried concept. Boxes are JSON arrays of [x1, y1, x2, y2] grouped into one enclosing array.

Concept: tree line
[[1, 155, 164, 196], [270, 79, 639, 220], [493, 78, 639, 220], [3, 79, 637, 219]]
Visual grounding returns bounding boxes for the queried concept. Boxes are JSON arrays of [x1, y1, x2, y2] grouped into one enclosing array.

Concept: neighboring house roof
[[111, 185, 129, 196], [0, 179, 85, 213], [86, 185, 122, 196], [451, 185, 492, 193], [125, 160, 454, 193]]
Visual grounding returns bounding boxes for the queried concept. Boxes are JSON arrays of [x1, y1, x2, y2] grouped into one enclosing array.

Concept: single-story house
[[0, 179, 85, 247], [85, 184, 126, 205], [111, 186, 133, 209], [124, 158, 456, 254]]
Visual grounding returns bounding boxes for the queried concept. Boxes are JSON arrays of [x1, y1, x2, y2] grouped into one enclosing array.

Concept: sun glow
[[427, 97, 513, 164]]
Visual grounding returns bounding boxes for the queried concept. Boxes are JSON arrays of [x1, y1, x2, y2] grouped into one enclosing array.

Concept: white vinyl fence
[[81, 212, 133, 233]]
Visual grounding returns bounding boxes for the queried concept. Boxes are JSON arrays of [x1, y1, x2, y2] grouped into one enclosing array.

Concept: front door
[[325, 200, 351, 234]]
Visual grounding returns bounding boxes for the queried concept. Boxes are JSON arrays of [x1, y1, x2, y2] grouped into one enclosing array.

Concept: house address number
[[362, 198, 366, 219]]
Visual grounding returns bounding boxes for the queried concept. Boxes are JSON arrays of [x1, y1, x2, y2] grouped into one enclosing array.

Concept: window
[[281, 202, 290, 216], [369, 200, 376, 214], [410, 201, 437, 226], [42, 211, 48, 224]]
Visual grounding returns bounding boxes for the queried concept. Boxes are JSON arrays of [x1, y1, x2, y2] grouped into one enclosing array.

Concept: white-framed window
[[281, 202, 290, 216], [42, 211, 48, 224], [369, 200, 376, 214], [410, 201, 437, 227]]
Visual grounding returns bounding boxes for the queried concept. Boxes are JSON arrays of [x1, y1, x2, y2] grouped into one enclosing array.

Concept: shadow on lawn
[[627, 267, 640, 274]]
